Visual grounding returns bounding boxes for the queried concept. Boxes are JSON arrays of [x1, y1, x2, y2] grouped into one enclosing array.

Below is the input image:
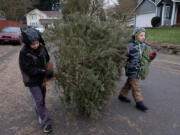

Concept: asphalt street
[[0, 45, 179, 135]]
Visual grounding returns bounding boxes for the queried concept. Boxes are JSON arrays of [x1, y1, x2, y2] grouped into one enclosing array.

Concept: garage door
[[136, 12, 156, 27]]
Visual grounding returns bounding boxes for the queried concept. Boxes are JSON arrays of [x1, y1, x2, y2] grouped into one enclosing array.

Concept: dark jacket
[[125, 28, 146, 79], [19, 28, 49, 87], [19, 45, 50, 87]]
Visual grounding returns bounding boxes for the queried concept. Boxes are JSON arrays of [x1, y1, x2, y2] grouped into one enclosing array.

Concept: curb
[[146, 42, 180, 55]]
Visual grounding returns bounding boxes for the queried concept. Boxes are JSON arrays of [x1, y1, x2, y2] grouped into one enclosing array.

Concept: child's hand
[[45, 70, 54, 78], [150, 51, 157, 61]]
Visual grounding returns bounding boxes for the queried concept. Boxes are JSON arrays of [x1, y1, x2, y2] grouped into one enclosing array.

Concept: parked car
[[32, 25, 45, 33], [0, 26, 22, 45]]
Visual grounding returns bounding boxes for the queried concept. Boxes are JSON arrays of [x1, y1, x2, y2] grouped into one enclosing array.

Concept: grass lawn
[[146, 28, 180, 45]]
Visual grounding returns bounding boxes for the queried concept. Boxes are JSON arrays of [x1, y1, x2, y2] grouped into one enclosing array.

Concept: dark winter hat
[[132, 27, 146, 41], [22, 28, 45, 46]]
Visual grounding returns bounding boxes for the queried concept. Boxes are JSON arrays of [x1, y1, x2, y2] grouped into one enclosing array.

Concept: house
[[26, 9, 62, 26], [134, 0, 180, 27], [156, 0, 180, 26], [135, 0, 156, 27]]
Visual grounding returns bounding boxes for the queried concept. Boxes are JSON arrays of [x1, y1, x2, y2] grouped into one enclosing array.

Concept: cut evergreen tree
[[45, 14, 129, 117]]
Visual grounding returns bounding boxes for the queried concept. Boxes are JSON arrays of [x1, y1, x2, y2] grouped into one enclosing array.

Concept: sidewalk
[[152, 53, 180, 74]]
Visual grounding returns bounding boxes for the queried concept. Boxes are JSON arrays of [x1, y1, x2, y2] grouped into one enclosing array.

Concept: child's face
[[30, 41, 39, 50], [137, 32, 145, 43]]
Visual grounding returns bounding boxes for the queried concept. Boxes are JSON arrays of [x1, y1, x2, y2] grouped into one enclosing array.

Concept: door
[[136, 12, 156, 27], [177, 5, 180, 24]]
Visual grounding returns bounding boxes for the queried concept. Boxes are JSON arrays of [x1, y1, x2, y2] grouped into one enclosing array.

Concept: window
[[31, 15, 37, 20], [1, 27, 21, 33]]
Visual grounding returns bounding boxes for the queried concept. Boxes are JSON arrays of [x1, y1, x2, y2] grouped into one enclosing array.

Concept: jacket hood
[[132, 27, 146, 41], [22, 28, 45, 46]]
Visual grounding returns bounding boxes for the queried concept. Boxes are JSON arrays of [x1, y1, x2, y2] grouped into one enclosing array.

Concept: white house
[[134, 0, 180, 27], [135, 0, 156, 27], [26, 9, 62, 26]]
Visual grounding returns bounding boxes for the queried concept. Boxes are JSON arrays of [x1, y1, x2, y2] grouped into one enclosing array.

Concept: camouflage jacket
[[125, 41, 146, 78]]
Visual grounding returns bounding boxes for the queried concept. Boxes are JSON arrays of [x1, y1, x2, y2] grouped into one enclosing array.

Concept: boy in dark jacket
[[19, 28, 53, 133], [118, 27, 156, 112]]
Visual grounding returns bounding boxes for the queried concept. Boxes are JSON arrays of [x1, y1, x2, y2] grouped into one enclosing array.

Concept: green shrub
[[151, 16, 161, 27]]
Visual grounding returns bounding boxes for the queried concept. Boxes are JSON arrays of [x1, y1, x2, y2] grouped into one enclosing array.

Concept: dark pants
[[29, 85, 51, 127]]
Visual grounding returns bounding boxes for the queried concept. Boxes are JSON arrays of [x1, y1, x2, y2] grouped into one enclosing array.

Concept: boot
[[118, 95, 131, 103], [136, 101, 148, 112]]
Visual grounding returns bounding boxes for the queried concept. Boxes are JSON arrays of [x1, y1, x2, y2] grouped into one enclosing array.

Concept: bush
[[151, 16, 161, 27], [45, 14, 129, 117]]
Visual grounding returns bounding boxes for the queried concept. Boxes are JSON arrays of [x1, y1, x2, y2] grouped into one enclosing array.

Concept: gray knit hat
[[132, 27, 146, 40]]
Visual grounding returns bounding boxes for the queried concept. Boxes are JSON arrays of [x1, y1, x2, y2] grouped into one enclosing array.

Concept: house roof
[[26, 9, 62, 17], [42, 11, 61, 17], [26, 9, 46, 16], [133, 0, 156, 13], [134, 0, 156, 12]]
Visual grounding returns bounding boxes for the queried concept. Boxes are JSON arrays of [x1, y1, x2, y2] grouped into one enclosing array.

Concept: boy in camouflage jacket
[[118, 27, 156, 112]]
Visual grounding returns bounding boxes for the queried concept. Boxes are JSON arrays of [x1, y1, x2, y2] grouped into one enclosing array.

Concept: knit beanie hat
[[22, 28, 45, 46], [132, 27, 146, 41]]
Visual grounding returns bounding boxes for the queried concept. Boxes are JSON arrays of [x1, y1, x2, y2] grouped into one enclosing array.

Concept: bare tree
[[117, 0, 137, 13], [106, 0, 137, 21], [60, 0, 105, 16]]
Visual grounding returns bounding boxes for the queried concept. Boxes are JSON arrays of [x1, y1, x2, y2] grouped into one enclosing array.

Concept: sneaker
[[43, 124, 52, 133], [118, 95, 131, 103], [136, 101, 148, 112]]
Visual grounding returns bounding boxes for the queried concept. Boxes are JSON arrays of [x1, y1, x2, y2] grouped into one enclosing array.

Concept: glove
[[45, 70, 53, 78], [150, 51, 157, 60]]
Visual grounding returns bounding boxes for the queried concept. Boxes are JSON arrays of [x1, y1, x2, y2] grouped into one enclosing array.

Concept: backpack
[[138, 45, 152, 80]]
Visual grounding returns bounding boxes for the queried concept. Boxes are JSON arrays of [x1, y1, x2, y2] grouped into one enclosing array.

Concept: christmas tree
[[45, 14, 130, 117]]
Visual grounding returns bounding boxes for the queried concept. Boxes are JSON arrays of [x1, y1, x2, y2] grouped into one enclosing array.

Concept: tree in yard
[[0, 0, 34, 21], [45, 13, 130, 117], [33, 0, 59, 11], [60, 0, 105, 19]]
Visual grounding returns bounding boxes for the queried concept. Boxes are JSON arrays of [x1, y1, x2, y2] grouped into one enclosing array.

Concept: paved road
[[0, 45, 180, 135]]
